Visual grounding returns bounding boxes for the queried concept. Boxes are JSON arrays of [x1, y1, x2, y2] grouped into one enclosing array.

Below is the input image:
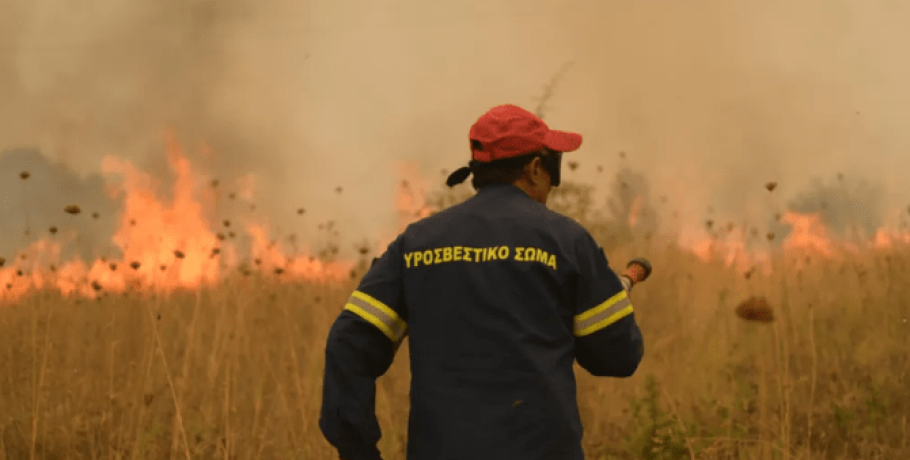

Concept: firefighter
[[320, 104, 646, 460]]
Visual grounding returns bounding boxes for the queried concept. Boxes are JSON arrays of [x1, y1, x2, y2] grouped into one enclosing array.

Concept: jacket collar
[[476, 183, 533, 200]]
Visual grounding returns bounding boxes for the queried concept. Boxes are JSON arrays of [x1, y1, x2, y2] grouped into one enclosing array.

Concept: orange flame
[[247, 223, 352, 280], [780, 211, 834, 257], [687, 226, 770, 274], [873, 228, 910, 249], [4, 139, 909, 304], [372, 161, 436, 254], [101, 134, 221, 289], [0, 133, 353, 304], [684, 209, 910, 273], [395, 161, 433, 233]]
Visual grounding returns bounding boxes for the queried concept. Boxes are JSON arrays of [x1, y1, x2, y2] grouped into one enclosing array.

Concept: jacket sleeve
[[571, 232, 644, 378], [319, 235, 408, 460]]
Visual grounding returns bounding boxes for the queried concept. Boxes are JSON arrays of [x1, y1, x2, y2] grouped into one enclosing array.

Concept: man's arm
[[320, 236, 408, 460], [572, 234, 645, 378]]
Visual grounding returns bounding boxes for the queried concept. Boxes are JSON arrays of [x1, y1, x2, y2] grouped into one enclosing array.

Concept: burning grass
[[0, 140, 909, 460], [0, 234, 907, 460]]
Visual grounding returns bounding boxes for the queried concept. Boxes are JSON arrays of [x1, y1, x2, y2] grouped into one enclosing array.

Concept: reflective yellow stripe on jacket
[[344, 290, 408, 342], [574, 290, 633, 337]]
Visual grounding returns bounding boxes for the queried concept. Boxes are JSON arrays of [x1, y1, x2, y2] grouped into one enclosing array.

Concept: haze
[[2, 0, 909, 259]]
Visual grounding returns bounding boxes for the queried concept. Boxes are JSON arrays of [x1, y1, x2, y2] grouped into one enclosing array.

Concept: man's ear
[[528, 157, 543, 183]]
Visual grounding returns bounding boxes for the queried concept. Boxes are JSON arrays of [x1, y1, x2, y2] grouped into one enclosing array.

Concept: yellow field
[[1, 190, 908, 460]]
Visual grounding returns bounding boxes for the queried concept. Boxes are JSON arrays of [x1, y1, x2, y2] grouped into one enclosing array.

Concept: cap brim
[[544, 130, 582, 152]]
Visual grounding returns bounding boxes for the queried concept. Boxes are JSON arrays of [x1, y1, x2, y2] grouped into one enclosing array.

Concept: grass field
[[1, 183, 909, 460]]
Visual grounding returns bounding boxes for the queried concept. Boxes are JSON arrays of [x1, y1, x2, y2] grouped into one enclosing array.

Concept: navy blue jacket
[[320, 183, 644, 460]]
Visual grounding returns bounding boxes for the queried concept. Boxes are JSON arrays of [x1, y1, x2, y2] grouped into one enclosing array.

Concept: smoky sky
[[0, 149, 119, 260], [2, 0, 910, 259]]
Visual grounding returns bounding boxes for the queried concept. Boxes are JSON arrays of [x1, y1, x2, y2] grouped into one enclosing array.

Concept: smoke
[[0, 0, 310, 253], [546, 0, 910, 245], [2, 0, 910, 257], [0, 149, 119, 260], [783, 175, 886, 240]]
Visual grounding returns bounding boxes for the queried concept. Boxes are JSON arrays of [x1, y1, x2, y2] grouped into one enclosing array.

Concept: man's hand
[[620, 258, 652, 291], [625, 258, 652, 283]]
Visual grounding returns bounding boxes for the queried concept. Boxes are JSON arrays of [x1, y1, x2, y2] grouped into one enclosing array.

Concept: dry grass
[[1, 197, 909, 460], [0, 274, 357, 460]]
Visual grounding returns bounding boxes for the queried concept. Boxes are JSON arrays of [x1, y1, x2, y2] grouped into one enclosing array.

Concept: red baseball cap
[[468, 104, 583, 162]]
